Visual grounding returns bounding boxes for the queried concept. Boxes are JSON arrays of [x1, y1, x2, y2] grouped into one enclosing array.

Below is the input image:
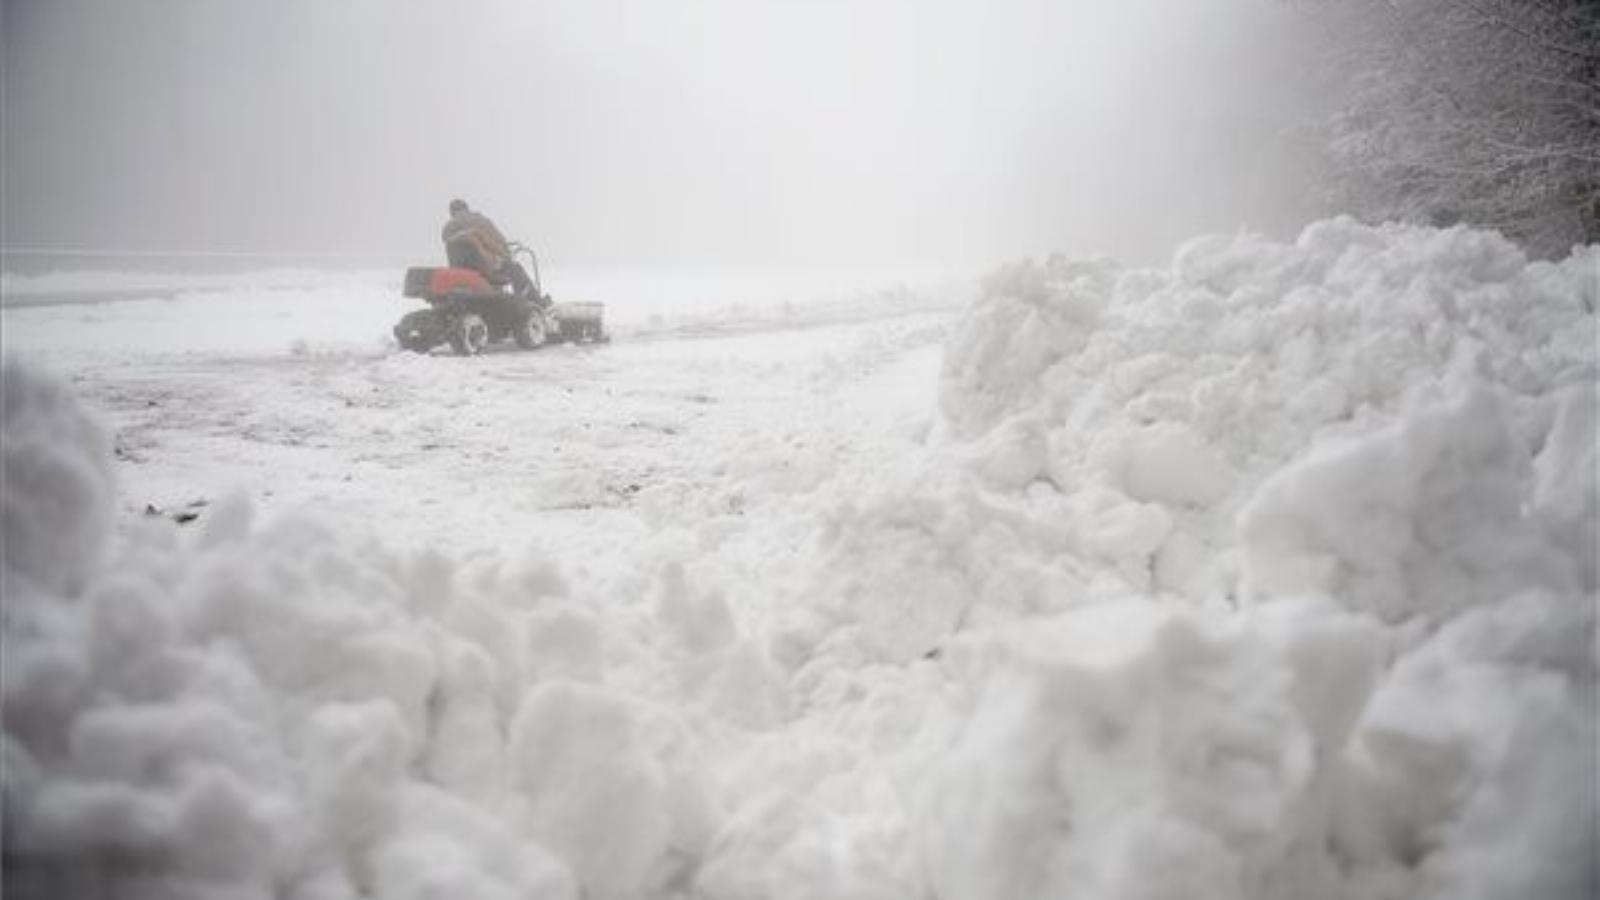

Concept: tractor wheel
[[393, 310, 439, 353], [450, 313, 490, 356], [513, 308, 548, 349]]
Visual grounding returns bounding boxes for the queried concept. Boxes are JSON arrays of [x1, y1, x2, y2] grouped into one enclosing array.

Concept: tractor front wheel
[[394, 309, 440, 353], [513, 308, 548, 349]]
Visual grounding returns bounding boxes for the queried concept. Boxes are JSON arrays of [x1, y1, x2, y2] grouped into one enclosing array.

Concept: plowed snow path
[[63, 310, 954, 575]]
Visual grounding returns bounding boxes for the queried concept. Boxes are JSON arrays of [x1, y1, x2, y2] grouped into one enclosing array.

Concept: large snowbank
[[814, 219, 1597, 899], [2, 219, 1594, 899]]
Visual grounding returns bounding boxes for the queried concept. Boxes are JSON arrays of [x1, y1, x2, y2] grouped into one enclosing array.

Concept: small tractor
[[394, 244, 606, 355]]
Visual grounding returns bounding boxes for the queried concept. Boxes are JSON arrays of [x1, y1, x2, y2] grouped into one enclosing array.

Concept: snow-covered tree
[[1309, 0, 1600, 257]]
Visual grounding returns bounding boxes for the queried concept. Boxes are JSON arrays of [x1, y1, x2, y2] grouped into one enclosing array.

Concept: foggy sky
[[2, 0, 1324, 268]]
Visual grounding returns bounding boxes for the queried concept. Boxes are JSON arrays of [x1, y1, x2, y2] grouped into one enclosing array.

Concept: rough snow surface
[[1, 220, 1595, 899]]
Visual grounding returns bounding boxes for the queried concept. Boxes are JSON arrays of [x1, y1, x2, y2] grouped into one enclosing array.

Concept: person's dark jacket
[[441, 210, 512, 272]]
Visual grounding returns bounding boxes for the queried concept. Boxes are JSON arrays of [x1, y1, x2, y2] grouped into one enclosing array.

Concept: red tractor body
[[403, 266, 498, 302]]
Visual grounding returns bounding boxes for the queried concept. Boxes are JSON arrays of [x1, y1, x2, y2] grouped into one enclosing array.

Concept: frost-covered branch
[[1302, 0, 1600, 255]]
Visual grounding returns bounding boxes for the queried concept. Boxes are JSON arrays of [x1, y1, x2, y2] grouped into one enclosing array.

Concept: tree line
[[1309, 0, 1599, 257]]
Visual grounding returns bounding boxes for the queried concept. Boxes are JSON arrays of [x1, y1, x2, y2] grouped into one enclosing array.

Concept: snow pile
[[798, 219, 1595, 899], [2, 362, 115, 597], [933, 221, 1594, 609], [2, 219, 1595, 900], [1, 365, 702, 898]]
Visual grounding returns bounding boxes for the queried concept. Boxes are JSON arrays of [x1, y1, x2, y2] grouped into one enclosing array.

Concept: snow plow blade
[[551, 301, 609, 343]]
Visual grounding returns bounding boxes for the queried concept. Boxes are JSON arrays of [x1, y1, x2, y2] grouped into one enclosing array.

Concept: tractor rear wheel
[[394, 310, 439, 353], [450, 313, 490, 355]]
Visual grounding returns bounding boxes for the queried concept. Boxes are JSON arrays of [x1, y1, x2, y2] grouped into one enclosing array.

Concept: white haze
[[1, 0, 1322, 269]]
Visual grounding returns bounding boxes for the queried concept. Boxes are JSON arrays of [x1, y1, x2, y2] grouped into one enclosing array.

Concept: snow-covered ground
[[2, 220, 1595, 900]]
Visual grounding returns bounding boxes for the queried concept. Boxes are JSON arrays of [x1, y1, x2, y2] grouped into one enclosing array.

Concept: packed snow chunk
[[804, 483, 981, 664], [700, 639, 788, 730], [0, 600, 94, 753], [370, 831, 527, 900], [1530, 381, 1598, 591], [1250, 598, 1385, 752], [1344, 590, 1597, 900], [939, 255, 1118, 437], [369, 786, 577, 900], [306, 700, 410, 853], [525, 606, 605, 683], [423, 636, 508, 801], [957, 416, 1052, 490], [173, 508, 441, 745], [508, 681, 715, 899], [1239, 385, 1572, 623], [1, 360, 114, 595], [652, 563, 786, 727], [1111, 421, 1233, 508], [916, 603, 1370, 900], [84, 571, 181, 694], [1065, 484, 1172, 576], [9, 709, 291, 898], [656, 561, 738, 655], [694, 764, 924, 900], [167, 767, 285, 884]]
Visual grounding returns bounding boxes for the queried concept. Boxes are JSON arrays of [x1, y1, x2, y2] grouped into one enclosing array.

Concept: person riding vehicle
[[397, 204, 607, 354], [441, 198, 536, 301]]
